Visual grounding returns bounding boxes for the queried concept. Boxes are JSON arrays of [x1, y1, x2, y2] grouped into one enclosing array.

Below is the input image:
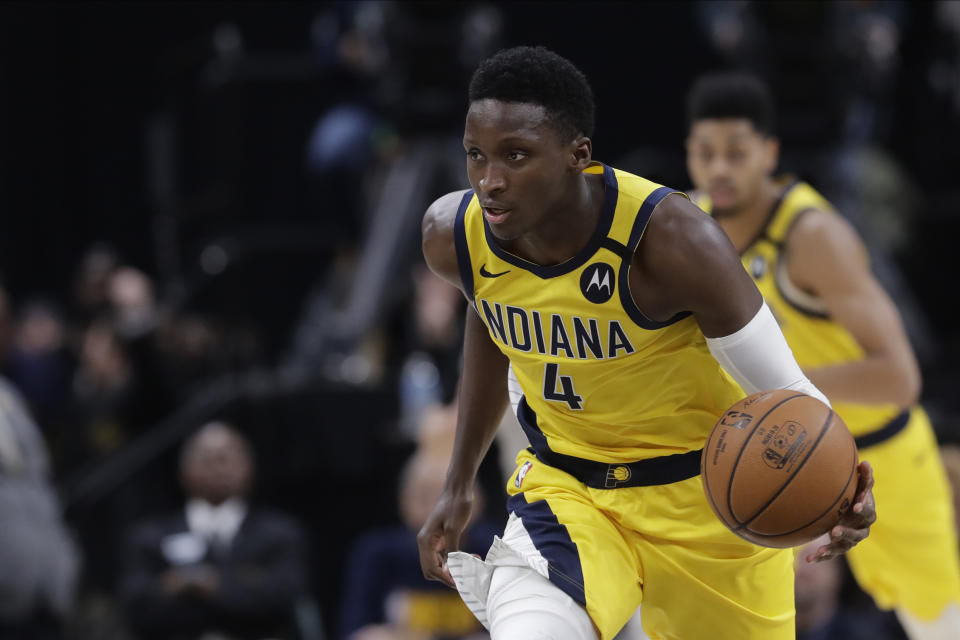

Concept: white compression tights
[[487, 564, 599, 640]]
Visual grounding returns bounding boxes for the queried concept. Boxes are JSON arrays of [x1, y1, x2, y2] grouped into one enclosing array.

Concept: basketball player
[[416, 46, 876, 640], [685, 72, 960, 640]]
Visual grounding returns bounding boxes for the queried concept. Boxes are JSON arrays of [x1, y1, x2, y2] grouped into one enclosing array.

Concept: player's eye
[[466, 149, 483, 162], [506, 151, 527, 161]]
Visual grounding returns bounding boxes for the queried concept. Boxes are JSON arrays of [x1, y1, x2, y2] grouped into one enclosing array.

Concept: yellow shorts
[[847, 406, 960, 620], [506, 448, 795, 640]]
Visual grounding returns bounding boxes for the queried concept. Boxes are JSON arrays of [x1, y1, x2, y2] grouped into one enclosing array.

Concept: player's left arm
[[785, 209, 922, 408], [636, 194, 875, 561]]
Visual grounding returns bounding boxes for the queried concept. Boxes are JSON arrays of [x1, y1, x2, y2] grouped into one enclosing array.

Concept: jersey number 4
[[543, 363, 584, 410]]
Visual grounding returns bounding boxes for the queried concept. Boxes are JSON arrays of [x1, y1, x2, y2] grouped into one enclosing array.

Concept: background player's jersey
[[454, 163, 743, 463], [694, 181, 901, 437]]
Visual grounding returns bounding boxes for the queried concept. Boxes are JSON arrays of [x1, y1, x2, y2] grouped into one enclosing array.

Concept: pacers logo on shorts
[[515, 460, 533, 488], [605, 464, 632, 488]]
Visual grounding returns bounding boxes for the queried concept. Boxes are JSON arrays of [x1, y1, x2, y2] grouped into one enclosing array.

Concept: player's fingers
[[809, 542, 835, 562], [417, 527, 448, 582], [857, 460, 874, 489], [829, 523, 868, 551], [851, 496, 876, 524], [438, 562, 456, 589], [854, 460, 874, 499]]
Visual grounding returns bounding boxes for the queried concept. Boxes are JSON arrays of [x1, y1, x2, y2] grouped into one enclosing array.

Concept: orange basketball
[[701, 389, 860, 548]]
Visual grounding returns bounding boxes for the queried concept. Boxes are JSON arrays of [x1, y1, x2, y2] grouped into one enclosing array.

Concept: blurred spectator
[[70, 244, 121, 329], [0, 282, 13, 367], [0, 375, 80, 639], [66, 319, 161, 471], [108, 267, 159, 342], [339, 404, 496, 640], [291, 3, 501, 381], [795, 536, 905, 640], [397, 266, 464, 439], [4, 299, 75, 440], [118, 421, 310, 640]]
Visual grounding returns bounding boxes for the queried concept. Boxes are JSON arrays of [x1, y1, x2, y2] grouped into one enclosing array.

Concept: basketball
[[701, 389, 860, 548]]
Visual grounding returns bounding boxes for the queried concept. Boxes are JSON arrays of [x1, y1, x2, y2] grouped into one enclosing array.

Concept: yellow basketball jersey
[[693, 181, 901, 437], [454, 163, 744, 463]]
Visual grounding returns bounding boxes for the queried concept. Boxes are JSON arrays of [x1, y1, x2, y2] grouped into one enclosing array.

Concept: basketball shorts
[[847, 406, 960, 619], [489, 448, 796, 640]]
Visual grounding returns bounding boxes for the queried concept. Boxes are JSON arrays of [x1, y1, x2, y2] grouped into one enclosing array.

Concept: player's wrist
[[443, 478, 476, 498]]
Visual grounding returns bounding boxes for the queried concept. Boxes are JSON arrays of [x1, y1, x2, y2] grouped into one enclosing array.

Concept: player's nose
[[478, 165, 506, 194], [706, 155, 731, 177]]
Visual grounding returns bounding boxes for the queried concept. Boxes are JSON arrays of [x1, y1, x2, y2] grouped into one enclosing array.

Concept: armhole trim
[[453, 190, 476, 301]]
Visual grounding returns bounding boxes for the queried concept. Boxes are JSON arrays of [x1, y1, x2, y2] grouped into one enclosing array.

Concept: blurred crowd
[[2, 1, 960, 639]]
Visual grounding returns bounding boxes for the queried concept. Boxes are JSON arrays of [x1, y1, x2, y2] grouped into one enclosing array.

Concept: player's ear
[[763, 137, 780, 174], [571, 135, 592, 171]]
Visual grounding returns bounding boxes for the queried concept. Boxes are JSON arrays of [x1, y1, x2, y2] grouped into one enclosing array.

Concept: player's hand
[[806, 460, 876, 562], [417, 488, 475, 588]]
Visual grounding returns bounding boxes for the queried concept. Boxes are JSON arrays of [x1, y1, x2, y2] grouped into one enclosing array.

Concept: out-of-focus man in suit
[[119, 421, 310, 640]]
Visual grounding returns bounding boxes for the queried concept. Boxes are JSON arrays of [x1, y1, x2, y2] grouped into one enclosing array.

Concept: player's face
[[464, 99, 581, 241], [686, 119, 778, 214]]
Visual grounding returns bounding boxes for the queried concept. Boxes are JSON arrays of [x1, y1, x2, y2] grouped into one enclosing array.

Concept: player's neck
[[502, 173, 603, 266], [715, 179, 782, 254]]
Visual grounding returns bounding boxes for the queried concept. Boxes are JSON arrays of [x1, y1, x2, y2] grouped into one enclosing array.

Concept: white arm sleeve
[[706, 302, 831, 407]]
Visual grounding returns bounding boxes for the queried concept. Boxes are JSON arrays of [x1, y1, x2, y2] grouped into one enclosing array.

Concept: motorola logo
[[579, 262, 615, 303]]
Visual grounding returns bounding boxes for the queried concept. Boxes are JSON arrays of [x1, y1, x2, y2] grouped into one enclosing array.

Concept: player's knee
[[487, 565, 598, 640]]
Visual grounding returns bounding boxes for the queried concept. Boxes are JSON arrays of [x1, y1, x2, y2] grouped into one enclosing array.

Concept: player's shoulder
[[422, 189, 472, 290], [422, 189, 471, 241], [785, 204, 869, 281], [646, 190, 723, 252], [636, 191, 734, 287], [607, 165, 670, 200], [787, 204, 862, 254]]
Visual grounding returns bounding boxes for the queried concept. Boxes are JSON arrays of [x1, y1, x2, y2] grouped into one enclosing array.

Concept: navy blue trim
[[481, 164, 619, 279], [618, 187, 692, 329], [740, 180, 799, 255], [854, 409, 910, 450], [515, 397, 702, 488], [507, 493, 586, 606], [773, 206, 831, 320], [600, 236, 630, 259], [453, 190, 476, 301]]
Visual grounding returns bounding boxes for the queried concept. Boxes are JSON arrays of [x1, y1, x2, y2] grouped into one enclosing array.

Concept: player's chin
[[486, 221, 523, 242]]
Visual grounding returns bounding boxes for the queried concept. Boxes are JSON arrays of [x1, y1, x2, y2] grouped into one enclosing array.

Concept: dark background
[[1, 2, 959, 638]]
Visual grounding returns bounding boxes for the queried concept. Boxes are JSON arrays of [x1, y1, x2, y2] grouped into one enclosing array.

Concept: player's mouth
[[708, 185, 737, 206], [482, 206, 512, 224]]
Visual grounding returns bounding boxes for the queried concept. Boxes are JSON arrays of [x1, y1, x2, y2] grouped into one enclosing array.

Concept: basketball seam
[[721, 393, 807, 526], [736, 408, 835, 531], [744, 444, 858, 539]]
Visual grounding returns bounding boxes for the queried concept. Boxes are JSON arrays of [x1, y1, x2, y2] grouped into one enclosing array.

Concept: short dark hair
[[686, 72, 776, 136], [468, 46, 595, 141]]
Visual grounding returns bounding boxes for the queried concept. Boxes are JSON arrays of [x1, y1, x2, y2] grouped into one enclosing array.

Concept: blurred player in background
[[416, 46, 875, 640], [685, 71, 960, 640]]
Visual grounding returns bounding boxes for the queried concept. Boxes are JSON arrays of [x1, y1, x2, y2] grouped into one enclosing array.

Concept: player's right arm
[[784, 209, 921, 408], [417, 191, 510, 587]]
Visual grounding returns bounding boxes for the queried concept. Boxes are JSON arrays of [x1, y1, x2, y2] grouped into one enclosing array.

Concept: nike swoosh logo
[[479, 264, 510, 278]]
